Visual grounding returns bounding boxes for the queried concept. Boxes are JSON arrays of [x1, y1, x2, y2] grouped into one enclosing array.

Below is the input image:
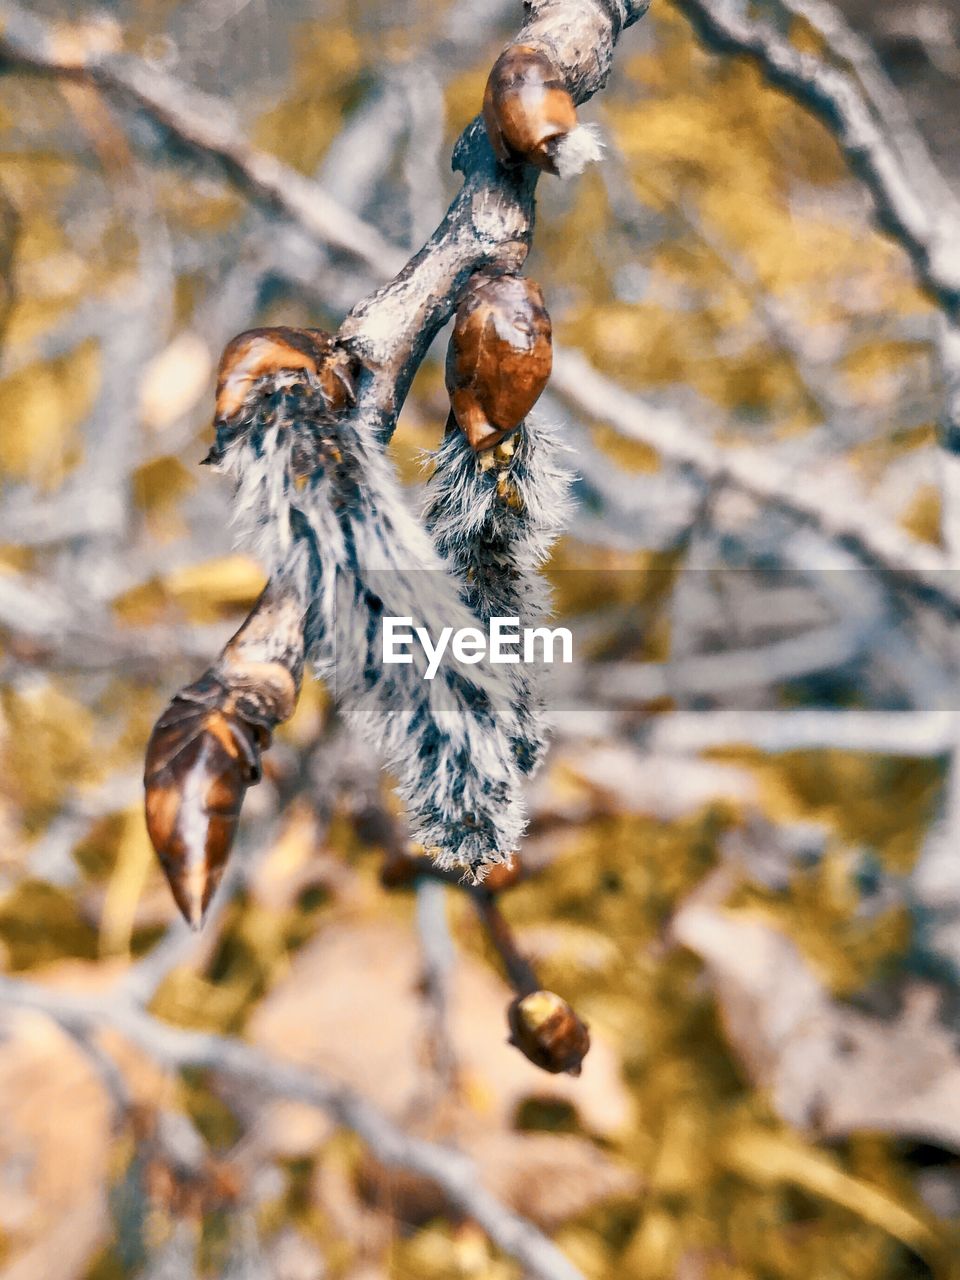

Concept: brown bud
[[445, 274, 552, 451], [210, 326, 357, 433], [144, 672, 274, 928], [483, 45, 601, 178], [507, 990, 590, 1076]]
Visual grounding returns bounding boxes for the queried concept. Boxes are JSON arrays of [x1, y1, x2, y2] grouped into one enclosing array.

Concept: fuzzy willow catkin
[[207, 336, 527, 876], [423, 418, 572, 777]]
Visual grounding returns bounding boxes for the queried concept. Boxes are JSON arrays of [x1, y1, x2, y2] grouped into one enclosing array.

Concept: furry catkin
[[552, 123, 604, 179], [211, 377, 526, 875], [423, 416, 573, 776]]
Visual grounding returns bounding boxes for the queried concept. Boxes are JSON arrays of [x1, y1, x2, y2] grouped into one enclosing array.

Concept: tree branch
[[672, 0, 960, 317], [640, 708, 959, 756], [0, 0, 405, 276], [0, 973, 584, 1280], [550, 347, 960, 617], [189, 0, 649, 881], [673, 0, 960, 559], [339, 0, 651, 439]]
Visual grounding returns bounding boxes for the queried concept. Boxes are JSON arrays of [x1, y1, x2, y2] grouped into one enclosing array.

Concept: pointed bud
[[507, 990, 590, 1075], [483, 45, 603, 178], [445, 274, 552, 451], [143, 673, 271, 928]]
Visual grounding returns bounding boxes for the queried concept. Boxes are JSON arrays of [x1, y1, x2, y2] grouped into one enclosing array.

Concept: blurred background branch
[[2, 0, 960, 1276]]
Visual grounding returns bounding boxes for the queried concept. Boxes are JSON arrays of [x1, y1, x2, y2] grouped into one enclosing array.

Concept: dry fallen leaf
[[466, 1129, 638, 1227], [0, 1009, 112, 1280], [250, 918, 630, 1137], [673, 899, 960, 1152], [244, 919, 634, 1229]]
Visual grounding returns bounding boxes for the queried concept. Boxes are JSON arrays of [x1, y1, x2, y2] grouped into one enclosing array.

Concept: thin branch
[[674, 0, 960, 559], [550, 346, 960, 617], [914, 730, 960, 909], [593, 621, 866, 705], [0, 974, 584, 1280], [776, 0, 955, 207], [20, 0, 942, 614], [673, 0, 960, 317], [381, 847, 540, 998], [473, 891, 540, 997], [640, 708, 959, 756], [61, 1023, 134, 1129], [414, 878, 459, 1092], [338, 0, 652, 437], [0, 0, 405, 276]]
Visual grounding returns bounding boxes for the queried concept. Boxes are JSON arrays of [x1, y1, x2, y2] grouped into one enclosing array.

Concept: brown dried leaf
[[249, 919, 630, 1140], [467, 1129, 638, 1228], [673, 900, 960, 1153], [0, 1010, 111, 1279]]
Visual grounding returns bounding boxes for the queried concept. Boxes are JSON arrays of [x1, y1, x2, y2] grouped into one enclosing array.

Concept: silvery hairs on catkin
[[210, 373, 526, 876], [423, 416, 573, 777]]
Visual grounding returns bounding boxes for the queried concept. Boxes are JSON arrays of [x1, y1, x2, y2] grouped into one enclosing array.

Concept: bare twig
[[593, 621, 866, 705], [640, 709, 959, 756], [674, 0, 960, 559], [0, 974, 584, 1280], [338, 0, 651, 437], [0, 0, 405, 276], [414, 878, 459, 1091], [550, 346, 960, 616], [473, 891, 540, 997], [381, 847, 540, 998], [777, 0, 955, 206], [673, 0, 960, 317]]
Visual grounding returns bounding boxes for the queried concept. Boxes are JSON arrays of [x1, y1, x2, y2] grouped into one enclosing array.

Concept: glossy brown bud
[[507, 990, 590, 1076], [445, 274, 552, 451], [483, 45, 601, 178], [144, 672, 276, 928], [210, 326, 357, 428]]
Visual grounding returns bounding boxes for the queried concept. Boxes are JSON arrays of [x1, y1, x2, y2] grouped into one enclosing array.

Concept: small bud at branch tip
[[507, 990, 590, 1075]]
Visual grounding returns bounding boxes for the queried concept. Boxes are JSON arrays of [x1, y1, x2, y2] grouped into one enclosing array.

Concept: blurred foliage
[[0, 0, 958, 1277]]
